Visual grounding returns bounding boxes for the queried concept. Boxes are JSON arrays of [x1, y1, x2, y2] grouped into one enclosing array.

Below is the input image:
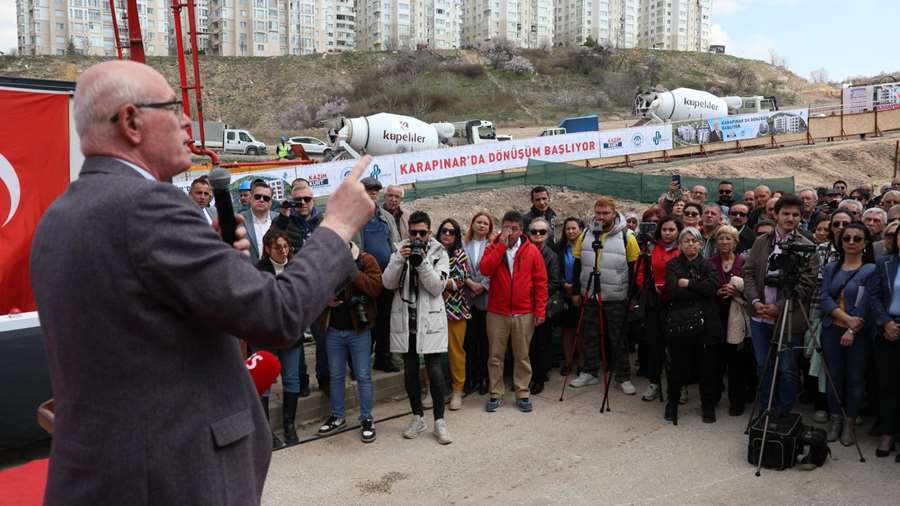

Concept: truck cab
[[734, 96, 779, 115], [449, 119, 497, 146], [225, 129, 267, 155]]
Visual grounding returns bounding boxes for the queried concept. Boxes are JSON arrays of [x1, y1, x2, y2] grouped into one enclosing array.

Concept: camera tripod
[[745, 283, 865, 476], [559, 232, 611, 413], [636, 240, 667, 404]]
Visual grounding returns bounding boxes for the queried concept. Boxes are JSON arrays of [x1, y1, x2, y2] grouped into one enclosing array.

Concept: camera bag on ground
[[747, 412, 802, 470], [795, 424, 830, 470]]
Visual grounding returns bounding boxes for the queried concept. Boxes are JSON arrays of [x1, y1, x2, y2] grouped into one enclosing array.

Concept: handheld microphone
[[245, 350, 282, 395], [208, 166, 236, 245]]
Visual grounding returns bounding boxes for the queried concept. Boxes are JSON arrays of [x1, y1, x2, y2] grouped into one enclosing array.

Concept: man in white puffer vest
[[569, 196, 640, 395]]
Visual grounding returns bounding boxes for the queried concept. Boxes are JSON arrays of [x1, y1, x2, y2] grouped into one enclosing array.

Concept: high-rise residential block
[[638, 0, 711, 52], [461, 0, 552, 49], [17, 0, 170, 57]]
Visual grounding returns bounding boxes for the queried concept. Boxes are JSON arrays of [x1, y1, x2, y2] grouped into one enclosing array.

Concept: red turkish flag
[[0, 89, 71, 315]]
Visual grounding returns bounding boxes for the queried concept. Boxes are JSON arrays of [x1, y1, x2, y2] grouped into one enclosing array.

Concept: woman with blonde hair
[[463, 211, 494, 395]]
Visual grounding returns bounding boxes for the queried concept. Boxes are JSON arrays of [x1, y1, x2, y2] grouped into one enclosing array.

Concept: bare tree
[[809, 68, 829, 84], [768, 49, 787, 68]]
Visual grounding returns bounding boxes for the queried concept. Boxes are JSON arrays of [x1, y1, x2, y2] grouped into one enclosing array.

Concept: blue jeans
[[749, 320, 801, 414], [326, 327, 373, 421], [821, 324, 869, 417], [252, 344, 302, 395], [311, 324, 328, 382]]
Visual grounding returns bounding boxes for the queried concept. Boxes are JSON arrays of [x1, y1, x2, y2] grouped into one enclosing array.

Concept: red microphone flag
[[245, 350, 281, 395]]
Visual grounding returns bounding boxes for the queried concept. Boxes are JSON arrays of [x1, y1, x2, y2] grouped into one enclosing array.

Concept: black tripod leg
[[756, 302, 792, 477], [745, 334, 776, 435]]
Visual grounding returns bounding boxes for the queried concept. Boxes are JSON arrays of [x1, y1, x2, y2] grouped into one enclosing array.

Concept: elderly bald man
[[30, 60, 375, 506]]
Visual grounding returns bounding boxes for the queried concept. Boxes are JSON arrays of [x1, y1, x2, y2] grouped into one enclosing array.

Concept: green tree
[[583, 36, 598, 49]]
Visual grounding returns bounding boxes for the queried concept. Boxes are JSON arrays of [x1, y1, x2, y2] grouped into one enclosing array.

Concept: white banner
[[394, 132, 600, 184], [842, 82, 900, 113], [295, 156, 398, 197], [672, 108, 809, 147], [598, 124, 673, 158]]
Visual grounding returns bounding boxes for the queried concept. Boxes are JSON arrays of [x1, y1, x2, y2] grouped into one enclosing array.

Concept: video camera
[[637, 222, 657, 247], [765, 235, 817, 290], [280, 199, 304, 209]]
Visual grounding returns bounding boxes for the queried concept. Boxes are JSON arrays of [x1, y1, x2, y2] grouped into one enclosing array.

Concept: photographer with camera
[[634, 216, 683, 402], [382, 211, 454, 444], [742, 194, 819, 418], [316, 242, 382, 443], [664, 227, 724, 424]]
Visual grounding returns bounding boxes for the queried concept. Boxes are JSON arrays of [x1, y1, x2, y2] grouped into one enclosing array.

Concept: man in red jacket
[[480, 211, 549, 413]]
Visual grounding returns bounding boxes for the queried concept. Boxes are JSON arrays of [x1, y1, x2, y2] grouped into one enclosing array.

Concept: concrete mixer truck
[[633, 88, 778, 124], [328, 112, 499, 159]]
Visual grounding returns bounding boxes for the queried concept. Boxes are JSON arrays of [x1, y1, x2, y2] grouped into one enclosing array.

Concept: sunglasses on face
[[832, 221, 850, 228], [440, 228, 457, 236], [529, 229, 548, 236], [410, 230, 428, 238], [729, 211, 747, 217], [253, 194, 272, 202], [719, 189, 733, 194], [683, 211, 700, 217], [294, 196, 313, 204], [842, 235, 864, 243]]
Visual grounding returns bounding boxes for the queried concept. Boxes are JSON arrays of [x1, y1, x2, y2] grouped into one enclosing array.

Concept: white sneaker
[[641, 383, 660, 401], [569, 372, 600, 388], [422, 391, 433, 409], [679, 386, 689, 405], [434, 418, 453, 445], [449, 391, 463, 411], [618, 380, 637, 395], [402, 415, 426, 439]]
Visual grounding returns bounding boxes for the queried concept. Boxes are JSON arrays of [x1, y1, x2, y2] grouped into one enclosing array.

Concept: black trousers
[[641, 306, 665, 385], [529, 321, 552, 384], [373, 289, 394, 357], [874, 336, 900, 435], [464, 308, 489, 388], [403, 331, 446, 420], [724, 341, 757, 408], [668, 339, 722, 410]]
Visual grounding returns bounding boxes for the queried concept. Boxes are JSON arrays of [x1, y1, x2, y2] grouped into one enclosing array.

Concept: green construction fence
[[401, 160, 795, 203]]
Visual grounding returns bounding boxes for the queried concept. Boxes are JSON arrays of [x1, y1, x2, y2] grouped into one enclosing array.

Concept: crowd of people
[[187, 172, 900, 461]]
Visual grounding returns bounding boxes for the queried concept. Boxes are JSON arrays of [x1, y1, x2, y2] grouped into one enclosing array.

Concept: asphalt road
[[262, 370, 900, 505]]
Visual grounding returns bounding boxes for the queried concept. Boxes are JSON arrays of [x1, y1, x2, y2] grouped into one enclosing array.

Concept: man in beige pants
[[479, 211, 548, 413]]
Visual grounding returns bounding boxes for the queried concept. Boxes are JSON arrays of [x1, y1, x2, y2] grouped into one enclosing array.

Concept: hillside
[[0, 46, 835, 143]]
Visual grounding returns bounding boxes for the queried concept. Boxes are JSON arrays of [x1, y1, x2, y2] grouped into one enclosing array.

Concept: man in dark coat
[[29, 60, 374, 506]]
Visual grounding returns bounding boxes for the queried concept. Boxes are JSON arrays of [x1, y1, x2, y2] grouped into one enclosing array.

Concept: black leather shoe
[[530, 381, 544, 395], [477, 380, 489, 396], [664, 403, 678, 425]]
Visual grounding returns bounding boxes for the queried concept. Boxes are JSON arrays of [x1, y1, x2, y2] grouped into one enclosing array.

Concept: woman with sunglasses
[[437, 218, 471, 411], [634, 216, 683, 401], [869, 221, 900, 460], [526, 217, 561, 395], [681, 202, 702, 230], [255, 230, 305, 448], [463, 212, 493, 395], [819, 222, 875, 446], [559, 217, 585, 376]]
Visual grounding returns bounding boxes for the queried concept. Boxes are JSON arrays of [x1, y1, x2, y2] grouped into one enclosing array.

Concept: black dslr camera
[[348, 294, 370, 325], [280, 199, 303, 209], [409, 240, 427, 267], [765, 236, 817, 290]]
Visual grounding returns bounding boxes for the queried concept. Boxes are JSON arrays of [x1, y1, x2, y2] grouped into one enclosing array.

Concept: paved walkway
[[262, 370, 900, 504]]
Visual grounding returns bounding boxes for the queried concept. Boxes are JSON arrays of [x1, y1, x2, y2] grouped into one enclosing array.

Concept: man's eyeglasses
[[729, 211, 747, 217], [294, 196, 313, 204], [109, 100, 183, 123], [529, 229, 548, 236], [253, 194, 272, 202], [410, 230, 429, 238]]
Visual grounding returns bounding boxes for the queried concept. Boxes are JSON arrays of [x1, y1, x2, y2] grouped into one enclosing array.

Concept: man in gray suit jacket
[[240, 179, 278, 261], [29, 60, 374, 506]]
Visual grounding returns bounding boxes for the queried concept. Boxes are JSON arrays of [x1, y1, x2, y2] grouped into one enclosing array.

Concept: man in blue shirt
[[356, 177, 402, 371]]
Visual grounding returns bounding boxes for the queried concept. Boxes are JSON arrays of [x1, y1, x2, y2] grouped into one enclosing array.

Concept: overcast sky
[[1, 0, 897, 82]]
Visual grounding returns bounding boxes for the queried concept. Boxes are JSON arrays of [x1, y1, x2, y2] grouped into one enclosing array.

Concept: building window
[[257, 44, 264, 50]]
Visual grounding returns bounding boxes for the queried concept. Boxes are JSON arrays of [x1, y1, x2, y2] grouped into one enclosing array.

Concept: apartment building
[[17, 0, 169, 57], [207, 0, 353, 56], [462, 0, 552, 49], [554, 0, 637, 49], [412, 0, 462, 49], [637, 0, 710, 52]]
